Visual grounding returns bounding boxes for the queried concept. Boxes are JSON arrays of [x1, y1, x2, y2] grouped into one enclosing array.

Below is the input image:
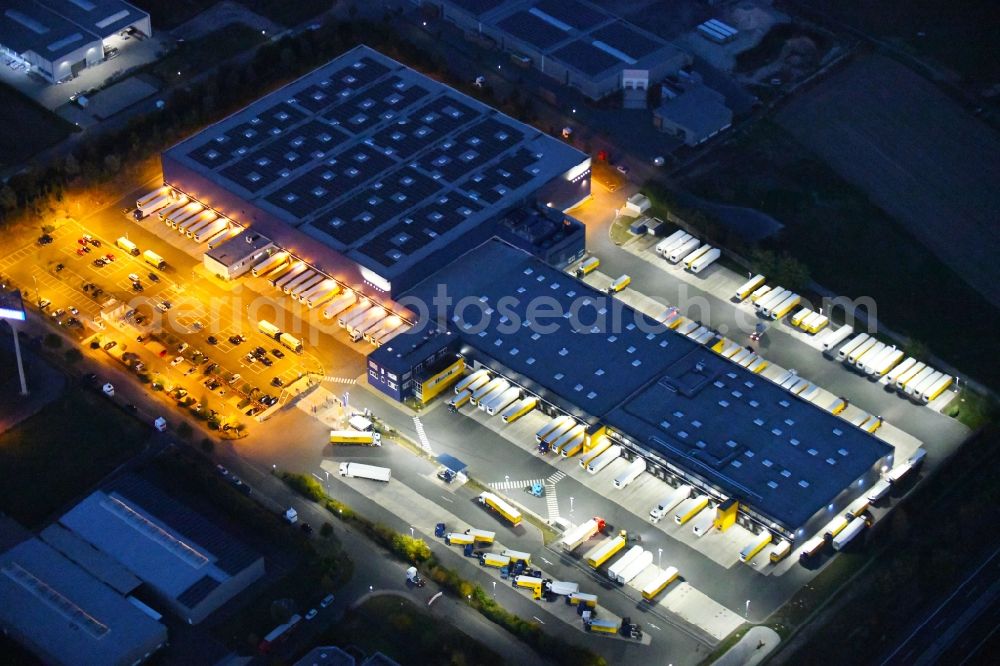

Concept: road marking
[[428, 592, 442, 606], [545, 483, 560, 521], [324, 375, 358, 384], [648, 623, 662, 631], [439, 495, 453, 503], [540, 556, 552, 566], [546, 470, 566, 484], [532, 616, 545, 624], [488, 478, 544, 491], [413, 416, 433, 454]]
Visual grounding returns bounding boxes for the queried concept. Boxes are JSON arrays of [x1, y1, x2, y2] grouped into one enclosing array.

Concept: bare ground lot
[[776, 54, 1000, 307]]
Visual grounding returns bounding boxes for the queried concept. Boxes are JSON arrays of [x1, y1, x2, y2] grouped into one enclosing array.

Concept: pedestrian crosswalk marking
[[413, 416, 433, 454], [546, 470, 566, 484], [323, 376, 358, 384], [488, 478, 545, 492], [545, 483, 560, 522]]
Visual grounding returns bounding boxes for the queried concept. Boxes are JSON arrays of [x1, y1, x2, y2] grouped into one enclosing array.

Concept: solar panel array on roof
[[551, 39, 621, 76], [534, 0, 606, 31], [164, 46, 586, 280], [591, 20, 661, 60], [497, 10, 569, 49]]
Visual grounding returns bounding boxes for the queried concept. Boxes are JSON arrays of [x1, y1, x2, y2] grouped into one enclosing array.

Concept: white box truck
[[339, 462, 391, 482]]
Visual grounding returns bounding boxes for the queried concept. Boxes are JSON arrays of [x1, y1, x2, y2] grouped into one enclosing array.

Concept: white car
[[170, 356, 184, 367], [304, 608, 318, 621], [68, 306, 79, 315], [177, 342, 188, 353]]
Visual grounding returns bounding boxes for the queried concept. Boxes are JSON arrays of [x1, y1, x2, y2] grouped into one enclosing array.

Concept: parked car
[[147, 272, 160, 282], [271, 348, 285, 359], [228, 335, 244, 345], [207, 336, 218, 345]]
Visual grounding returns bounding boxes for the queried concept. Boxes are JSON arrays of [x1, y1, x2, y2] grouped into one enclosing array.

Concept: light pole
[[569, 496, 574, 513], [658, 547, 662, 569], [745, 599, 750, 619], [1, 289, 28, 395], [409, 527, 414, 538], [492, 581, 496, 597]]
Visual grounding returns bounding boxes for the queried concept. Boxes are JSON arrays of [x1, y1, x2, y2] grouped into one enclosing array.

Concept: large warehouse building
[[162, 45, 590, 299], [430, 0, 689, 100], [0, 0, 150, 83], [369, 239, 894, 540]]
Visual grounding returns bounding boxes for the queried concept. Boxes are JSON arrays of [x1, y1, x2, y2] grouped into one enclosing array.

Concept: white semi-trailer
[[668, 238, 701, 264], [586, 445, 621, 474], [903, 367, 936, 395], [339, 301, 374, 328], [884, 357, 916, 384], [284, 270, 319, 295], [855, 342, 886, 369], [832, 518, 867, 551], [657, 232, 692, 257], [682, 244, 711, 268], [837, 333, 870, 360], [656, 230, 688, 256], [821, 325, 855, 351], [690, 248, 721, 273], [921, 374, 954, 403], [649, 485, 693, 523], [274, 263, 308, 290], [193, 218, 227, 243], [734, 274, 766, 301], [607, 546, 644, 583], [614, 458, 646, 488], [338, 462, 391, 482], [910, 371, 943, 399], [251, 251, 289, 278], [614, 549, 653, 585], [895, 361, 927, 390], [846, 337, 879, 365], [323, 293, 357, 320], [292, 274, 326, 300], [755, 287, 787, 312]]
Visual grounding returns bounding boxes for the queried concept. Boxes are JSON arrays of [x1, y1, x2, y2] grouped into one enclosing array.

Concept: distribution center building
[[431, 0, 689, 100], [369, 239, 894, 539], [0, 0, 150, 83], [162, 45, 590, 298]]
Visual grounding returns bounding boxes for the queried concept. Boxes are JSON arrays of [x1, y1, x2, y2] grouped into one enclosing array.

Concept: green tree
[[44, 333, 62, 348], [64, 348, 82, 363], [320, 522, 333, 538], [102, 154, 121, 176], [177, 422, 193, 439], [64, 154, 80, 178]]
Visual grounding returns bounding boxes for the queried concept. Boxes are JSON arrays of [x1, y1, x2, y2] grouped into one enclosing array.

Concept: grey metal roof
[[0, 527, 166, 666], [0, 0, 100, 61], [399, 239, 892, 530], [205, 231, 273, 267], [655, 85, 733, 140], [57, 474, 261, 607], [164, 46, 585, 281], [37, 0, 147, 39]]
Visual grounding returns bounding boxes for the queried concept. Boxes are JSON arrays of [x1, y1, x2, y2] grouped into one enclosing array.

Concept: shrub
[[64, 348, 82, 363], [44, 333, 62, 348]]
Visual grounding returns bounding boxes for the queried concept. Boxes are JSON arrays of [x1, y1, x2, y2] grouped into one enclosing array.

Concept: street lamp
[[409, 527, 414, 538], [658, 547, 662, 569], [1, 288, 28, 395], [492, 581, 496, 597], [569, 496, 574, 513], [745, 600, 750, 618]]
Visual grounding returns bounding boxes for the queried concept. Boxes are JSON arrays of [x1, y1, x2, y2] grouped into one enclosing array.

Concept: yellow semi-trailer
[[579, 438, 612, 468], [535, 415, 569, 443], [251, 251, 289, 278], [501, 549, 531, 564], [284, 269, 319, 295], [339, 301, 375, 329], [827, 397, 847, 415], [790, 308, 812, 327], [478, 492, 522, 526], [855, 341, 886, 370], [642, 566, 680, 600], [560, 517, 607, 551], [871, 348, 905, 377], [274, 262, 308, 291], [142, 250, 166, 270], [846, 496, 870, 518], [922, 374, 954, 403], [674, 496, 710, 525], [136, 186, 170, 209], [168, 203, 202, 229], [730, 348, 752, 366], [607, 274, 631, 293], [585, 618, 621, 634], [586, 445, 622, 473], [895, 361, 927, 390], [567, 592, 598, 608], [553, 424, 585, 456], [682, 243, 711, 269], [206, 226, 236, 248], [656, 230, 689, 257], [735, 274, 766, 301], [739, 531, 773, 563], [448, 390, 472, 410], [862, 345, 894, 374], [560, 429, 588, 458], [305, 282, 340, 309], [501, 397, 537, 424], [116, 236, 140, 256], [292, 274, 327, 300], [265, 261, 294, 286], [676, 319, 699, 336], [258, 319, 282, 339], [479, 553, 510, 568], [837, 333, 870, 361], [755, 287, 787, 312], [575, 256, 600, 277], [513, 575, 545, 598], [279, 332, 303, 353], [193, 218, 228, 243], [329, 430, 381, 446], [541, 418, 576, 451], [799, 535, 826, 562], [455, 369, 489, 394], [749, 284, 772, 304], [650, 485, 694, 523], [825, 515, 850, 540], [846, 337, 879, 365], [445, 532, 474, 546], [157, 196, 189, 221], [903, 366, 937, 395], [322, 292, 356, 321], [584, 533, 627, 568], [798, 311, 821, 331], [747, 358, 769, 374], [770, 293, 801, 320], [769, 541, 791, 563], [182, 211, 215, 237], [884, 357, 916, 384], [466, 529, 496, 544], [806, 314, 830, 334], [911, 371, 944, 400], [470, 378, 509, 407]]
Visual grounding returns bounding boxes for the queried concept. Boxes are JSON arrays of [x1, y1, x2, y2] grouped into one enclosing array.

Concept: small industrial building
[[653, 81, 732, 146], [368, 239, 894, 539], [0, 516, 167, 666], [204, 229, 275, 279], [162, 45, 589, 299], [55, 474, 265, 624], [430, 0, 689, 100], [0, 0, 150, 83]]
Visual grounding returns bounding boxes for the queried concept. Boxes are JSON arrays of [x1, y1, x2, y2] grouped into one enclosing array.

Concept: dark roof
[[655, 85, 733, 140], [0, 0, 100, 61], [445, 0, 506, 17], [38, 0, 147, 38], [497, 10, 571, 50], [368, 325, 455, 375], [164, 46, 585, 282], [399, 239, 893, 530], [551, 39, 621, 76]]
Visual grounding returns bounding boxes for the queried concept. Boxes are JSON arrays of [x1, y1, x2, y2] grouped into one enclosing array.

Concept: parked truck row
[[654, 229, 720, 274], [832, 333, 953, 403]]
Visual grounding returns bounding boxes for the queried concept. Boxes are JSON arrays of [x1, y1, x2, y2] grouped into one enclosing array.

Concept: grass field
[[681, 119, 1000, 388], [0, 385, 148, 527], [317, 595, 505, 666], [776, 54, 1000, 309], [0, 84, 75, 171]]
